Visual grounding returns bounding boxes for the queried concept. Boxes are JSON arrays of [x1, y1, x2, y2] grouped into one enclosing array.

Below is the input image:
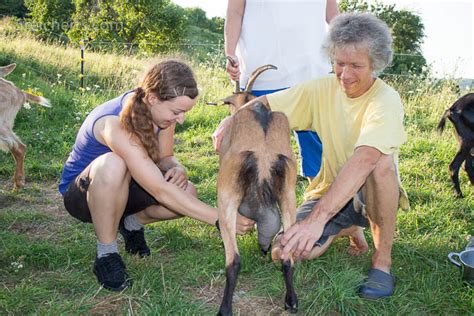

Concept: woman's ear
[[145, 93, 159, 107]]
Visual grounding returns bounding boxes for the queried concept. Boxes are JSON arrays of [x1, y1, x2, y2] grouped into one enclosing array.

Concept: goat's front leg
[[449, 148, 467, 198], [278, 175, 298, 313], [217, 190, 241, 316], [10, 139, 26, 189]]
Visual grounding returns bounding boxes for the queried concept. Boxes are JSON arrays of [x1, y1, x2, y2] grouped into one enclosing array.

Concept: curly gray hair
[[323, 12, 393, 75]]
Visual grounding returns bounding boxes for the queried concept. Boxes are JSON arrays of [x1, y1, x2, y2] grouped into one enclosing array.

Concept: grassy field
[[0, 29, 473, 315]]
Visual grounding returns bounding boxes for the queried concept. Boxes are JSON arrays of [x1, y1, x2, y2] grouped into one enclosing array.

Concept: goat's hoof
[[217, 309, 231, 316], [14, 180, 25, 190], [284, 301, 298, 314], [271, 247, 281, 263]]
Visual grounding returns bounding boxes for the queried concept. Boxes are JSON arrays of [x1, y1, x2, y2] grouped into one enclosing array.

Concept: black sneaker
[[119, 220, 151, 257], [93, 253, 131, 291]]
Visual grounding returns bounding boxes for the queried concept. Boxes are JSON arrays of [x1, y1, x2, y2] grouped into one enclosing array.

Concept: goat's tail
[[437, 109, 449, 134], [0, 63, 16, 78], [24, 92, 51, 108]]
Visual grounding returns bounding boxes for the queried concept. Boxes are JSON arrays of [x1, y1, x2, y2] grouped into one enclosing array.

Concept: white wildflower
[[11, 261, 24, 272]]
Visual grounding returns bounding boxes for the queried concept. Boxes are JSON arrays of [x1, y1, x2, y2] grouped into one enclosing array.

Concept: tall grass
[[0, 21, 472, 315]]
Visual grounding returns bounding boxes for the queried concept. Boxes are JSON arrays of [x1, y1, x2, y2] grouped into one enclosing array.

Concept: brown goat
[[210, 59, 298, 315], [0, 63, 51, 189], [437, 92, 474, 198]]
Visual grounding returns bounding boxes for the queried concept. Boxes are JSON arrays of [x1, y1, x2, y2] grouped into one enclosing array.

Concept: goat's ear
[[0, 63, 16, 78], [221, 95, 238, 106], [206, 95, 240, 107]]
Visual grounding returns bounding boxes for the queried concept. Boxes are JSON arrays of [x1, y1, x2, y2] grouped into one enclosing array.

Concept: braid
[[120, 93, 160, 163]]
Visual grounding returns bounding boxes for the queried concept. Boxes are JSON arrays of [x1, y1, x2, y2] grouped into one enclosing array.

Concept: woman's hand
[[279, 217, 325, 260], [212, 116, 232, 152], [226, 55, 240, 82], [236, 213, 255, 235], [164, 167, 188, 190]]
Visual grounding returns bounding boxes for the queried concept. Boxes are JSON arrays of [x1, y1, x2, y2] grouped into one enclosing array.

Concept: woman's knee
[[89, 152, 131, 187]]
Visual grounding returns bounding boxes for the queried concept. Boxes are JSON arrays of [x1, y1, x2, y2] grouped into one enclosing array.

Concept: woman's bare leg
[[86, 153, 131, 244]]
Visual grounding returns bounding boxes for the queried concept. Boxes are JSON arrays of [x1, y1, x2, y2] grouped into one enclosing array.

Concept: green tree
[[185, 7, 209, 29], [67, 0, 187, 53], [184, 7, 224, 34], [339, 0, 428, 76], [24, 0, 74, 39], [0, 0, 28, 18], [209, 17, 224, 34]]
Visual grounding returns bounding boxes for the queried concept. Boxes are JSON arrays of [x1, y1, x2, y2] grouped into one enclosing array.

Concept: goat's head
[[208, 57, 277, 114], [0, 63, 16, 78]]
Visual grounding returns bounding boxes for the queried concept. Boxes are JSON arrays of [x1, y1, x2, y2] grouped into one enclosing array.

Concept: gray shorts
[[297, 194, 369, 247]]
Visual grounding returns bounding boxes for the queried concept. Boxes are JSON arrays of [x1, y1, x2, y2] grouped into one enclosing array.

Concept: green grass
[[1, 24, 473, 315]]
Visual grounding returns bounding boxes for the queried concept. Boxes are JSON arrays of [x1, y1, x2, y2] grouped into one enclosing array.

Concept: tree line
[[0, 0, 428, 75]]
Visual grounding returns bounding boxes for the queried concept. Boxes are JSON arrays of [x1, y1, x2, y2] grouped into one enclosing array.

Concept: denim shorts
[[63, 172, 159, 223], [297, 193, 369, 247]]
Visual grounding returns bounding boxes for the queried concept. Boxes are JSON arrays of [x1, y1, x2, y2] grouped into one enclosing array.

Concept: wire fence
[[2, 30, 472, 95]]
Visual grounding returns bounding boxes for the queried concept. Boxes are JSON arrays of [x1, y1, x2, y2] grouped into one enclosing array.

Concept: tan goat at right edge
[[210, 59, 298, 315]]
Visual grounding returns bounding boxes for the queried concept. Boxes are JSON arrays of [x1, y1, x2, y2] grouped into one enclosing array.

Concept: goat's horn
[[226, 56, 240, 93], [245, 64, 277, 93]]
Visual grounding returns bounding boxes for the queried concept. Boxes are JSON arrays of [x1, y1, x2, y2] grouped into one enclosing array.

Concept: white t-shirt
[[237, 0, 331, 90]]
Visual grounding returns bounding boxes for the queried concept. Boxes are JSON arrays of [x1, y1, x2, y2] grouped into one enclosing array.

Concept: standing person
[[224, 0, 339, 179], [214, 13, 410, 299], [59, 60, 255, 291]]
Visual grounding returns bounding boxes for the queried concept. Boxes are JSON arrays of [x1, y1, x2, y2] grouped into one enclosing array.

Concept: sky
[[171, 0, 474, 79]]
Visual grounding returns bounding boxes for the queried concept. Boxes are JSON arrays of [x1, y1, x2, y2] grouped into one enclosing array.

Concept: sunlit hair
[[120, 60, 198, 163], [323, 12, 393, 75]]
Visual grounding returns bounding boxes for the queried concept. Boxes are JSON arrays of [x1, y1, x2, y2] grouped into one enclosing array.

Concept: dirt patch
[[87, 293, 132, 315], [0, 180, 73, 240], [0, 180, 64, 213], [187, 280, 290, 316]]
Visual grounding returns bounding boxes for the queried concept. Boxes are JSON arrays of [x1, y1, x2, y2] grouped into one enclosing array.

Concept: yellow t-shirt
[[267, 75, 409, 209]]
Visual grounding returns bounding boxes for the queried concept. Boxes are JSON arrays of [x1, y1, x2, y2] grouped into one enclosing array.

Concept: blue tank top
[[58, 91, 133, 195]]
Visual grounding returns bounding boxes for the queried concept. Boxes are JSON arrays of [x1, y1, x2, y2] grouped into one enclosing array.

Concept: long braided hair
[[120, 60, 198, 163]]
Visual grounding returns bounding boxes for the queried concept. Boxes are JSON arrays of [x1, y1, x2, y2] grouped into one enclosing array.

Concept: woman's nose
[[340, 66, 352, 78], [176, 113, 185, 124]]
